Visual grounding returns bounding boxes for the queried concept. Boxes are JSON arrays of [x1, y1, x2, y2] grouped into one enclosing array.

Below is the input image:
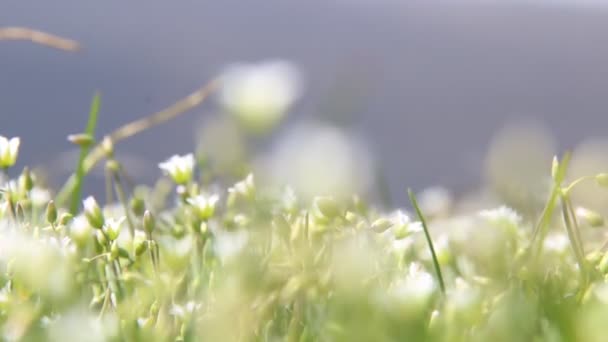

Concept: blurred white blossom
[[0, 136, 20, 168], [187, 193, 220, 220], [219, 60, 302, 133], [158, 154, 195, 185], [479, 206, 521, 229], [263, 121, 373, 200]]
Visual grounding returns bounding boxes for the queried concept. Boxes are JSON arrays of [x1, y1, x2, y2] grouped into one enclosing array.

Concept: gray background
[[3, 0, 608, 205]]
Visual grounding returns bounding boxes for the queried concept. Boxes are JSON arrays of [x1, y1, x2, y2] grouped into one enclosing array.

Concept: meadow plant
[[2, 64, 608, 342]]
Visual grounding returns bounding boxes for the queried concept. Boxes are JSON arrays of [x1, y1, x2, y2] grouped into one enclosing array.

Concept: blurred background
[[3, 0, 608, 208]]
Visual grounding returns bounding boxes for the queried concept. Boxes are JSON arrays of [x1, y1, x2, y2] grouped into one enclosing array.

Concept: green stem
[[112, 169, 135, 238], [70, 93, 101, 215], [408, 189, 446, 294], [559, 192, 588, 285]]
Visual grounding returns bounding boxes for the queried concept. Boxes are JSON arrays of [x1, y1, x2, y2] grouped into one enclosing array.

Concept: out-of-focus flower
[[103, 216, 126, 241], [417, 186, 452, 218], [83, 196, 104, 229], [30, 187, 51, 207], [170, 301, 201, 318], [388, 210, 422, 240], [70, 215, 92, 247], [219, 60, 302, 133], [264, 121, 373, 201], [479, 206, 521, 230], [187, 194, 220, 220], [543, 233, 570, 255], [0, 136, 20, 168], [158, 154, 195, 185], [0, 231, 73, 301], [47, 309, 118, 342], [387, 262, 436, 315], [213, 230, 248, 262], [228, 173, 255, 201], [575, 207, 605, 228]]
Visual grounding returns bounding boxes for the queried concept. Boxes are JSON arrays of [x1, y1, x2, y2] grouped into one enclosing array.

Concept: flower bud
[[130, 197, 145, 216], [67, 133, 94, 147], [313, 196, 340, 220], [83, 196, 104, 229], [109, 241, 120, 261], [143, 210, 155, 234], [18, 167, 33, 192], [103, 217, 125, 241], [135, 235, 148, 257], [101, 136, 114, 157], [46, 200, 57, 224], [105, 159, 120, 173], [0, 136, 20, 168], [576, 207, 605, 228], [58, 212, 74, 226]]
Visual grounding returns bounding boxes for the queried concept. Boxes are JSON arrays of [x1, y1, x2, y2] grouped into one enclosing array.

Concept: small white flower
[[214, 230, 248, 262], [388, 210, 422, 240], [543, 233, 570, 254], [187, 194, 219, 220], [0, 136, 20, 168], [266, 122, 373, 200], [219, 60, 302, 132], [103, 216, 126, 241], [83, 196, 104, 229], [479, 206, 521, 228], [170, 301, 201, 318], [29, 187, 51, 207], [417, 186, 452, 217], [228, 173, 255, 199], [70, 215, 92, 247], [389, 263, 436, 311], [158, 154, 195, 185]]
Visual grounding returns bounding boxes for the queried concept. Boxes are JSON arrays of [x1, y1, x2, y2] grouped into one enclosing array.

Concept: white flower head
[[30, 187, 51, 207], [389, 262, 436, 311], [214, 230, 248, 262], [158, 154, 195, 185], [479, 205, 522, 230], [265, 122, 373, 201], [70, 215, 93, 247], [83, 196, 104, 229], [219, 60, 302, 133], [187, 194, 220, 220], [387, 210, 423, 240], [228, 173, 255, 199], [543, 233, 570, 254], [0, 136, 20, 168], [103, 216, 126, 241]]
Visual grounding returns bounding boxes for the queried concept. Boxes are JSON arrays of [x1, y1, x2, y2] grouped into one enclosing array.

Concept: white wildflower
[[219, 60, 302, 132], [187, 194, 220, 220], [265, 122, 373, 200], [158, 153, 195, 185], [0, 136, 20, 168], [214, 230, 248, 262], [83, 196, 104, 229], [479, 205, 522, 230]]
